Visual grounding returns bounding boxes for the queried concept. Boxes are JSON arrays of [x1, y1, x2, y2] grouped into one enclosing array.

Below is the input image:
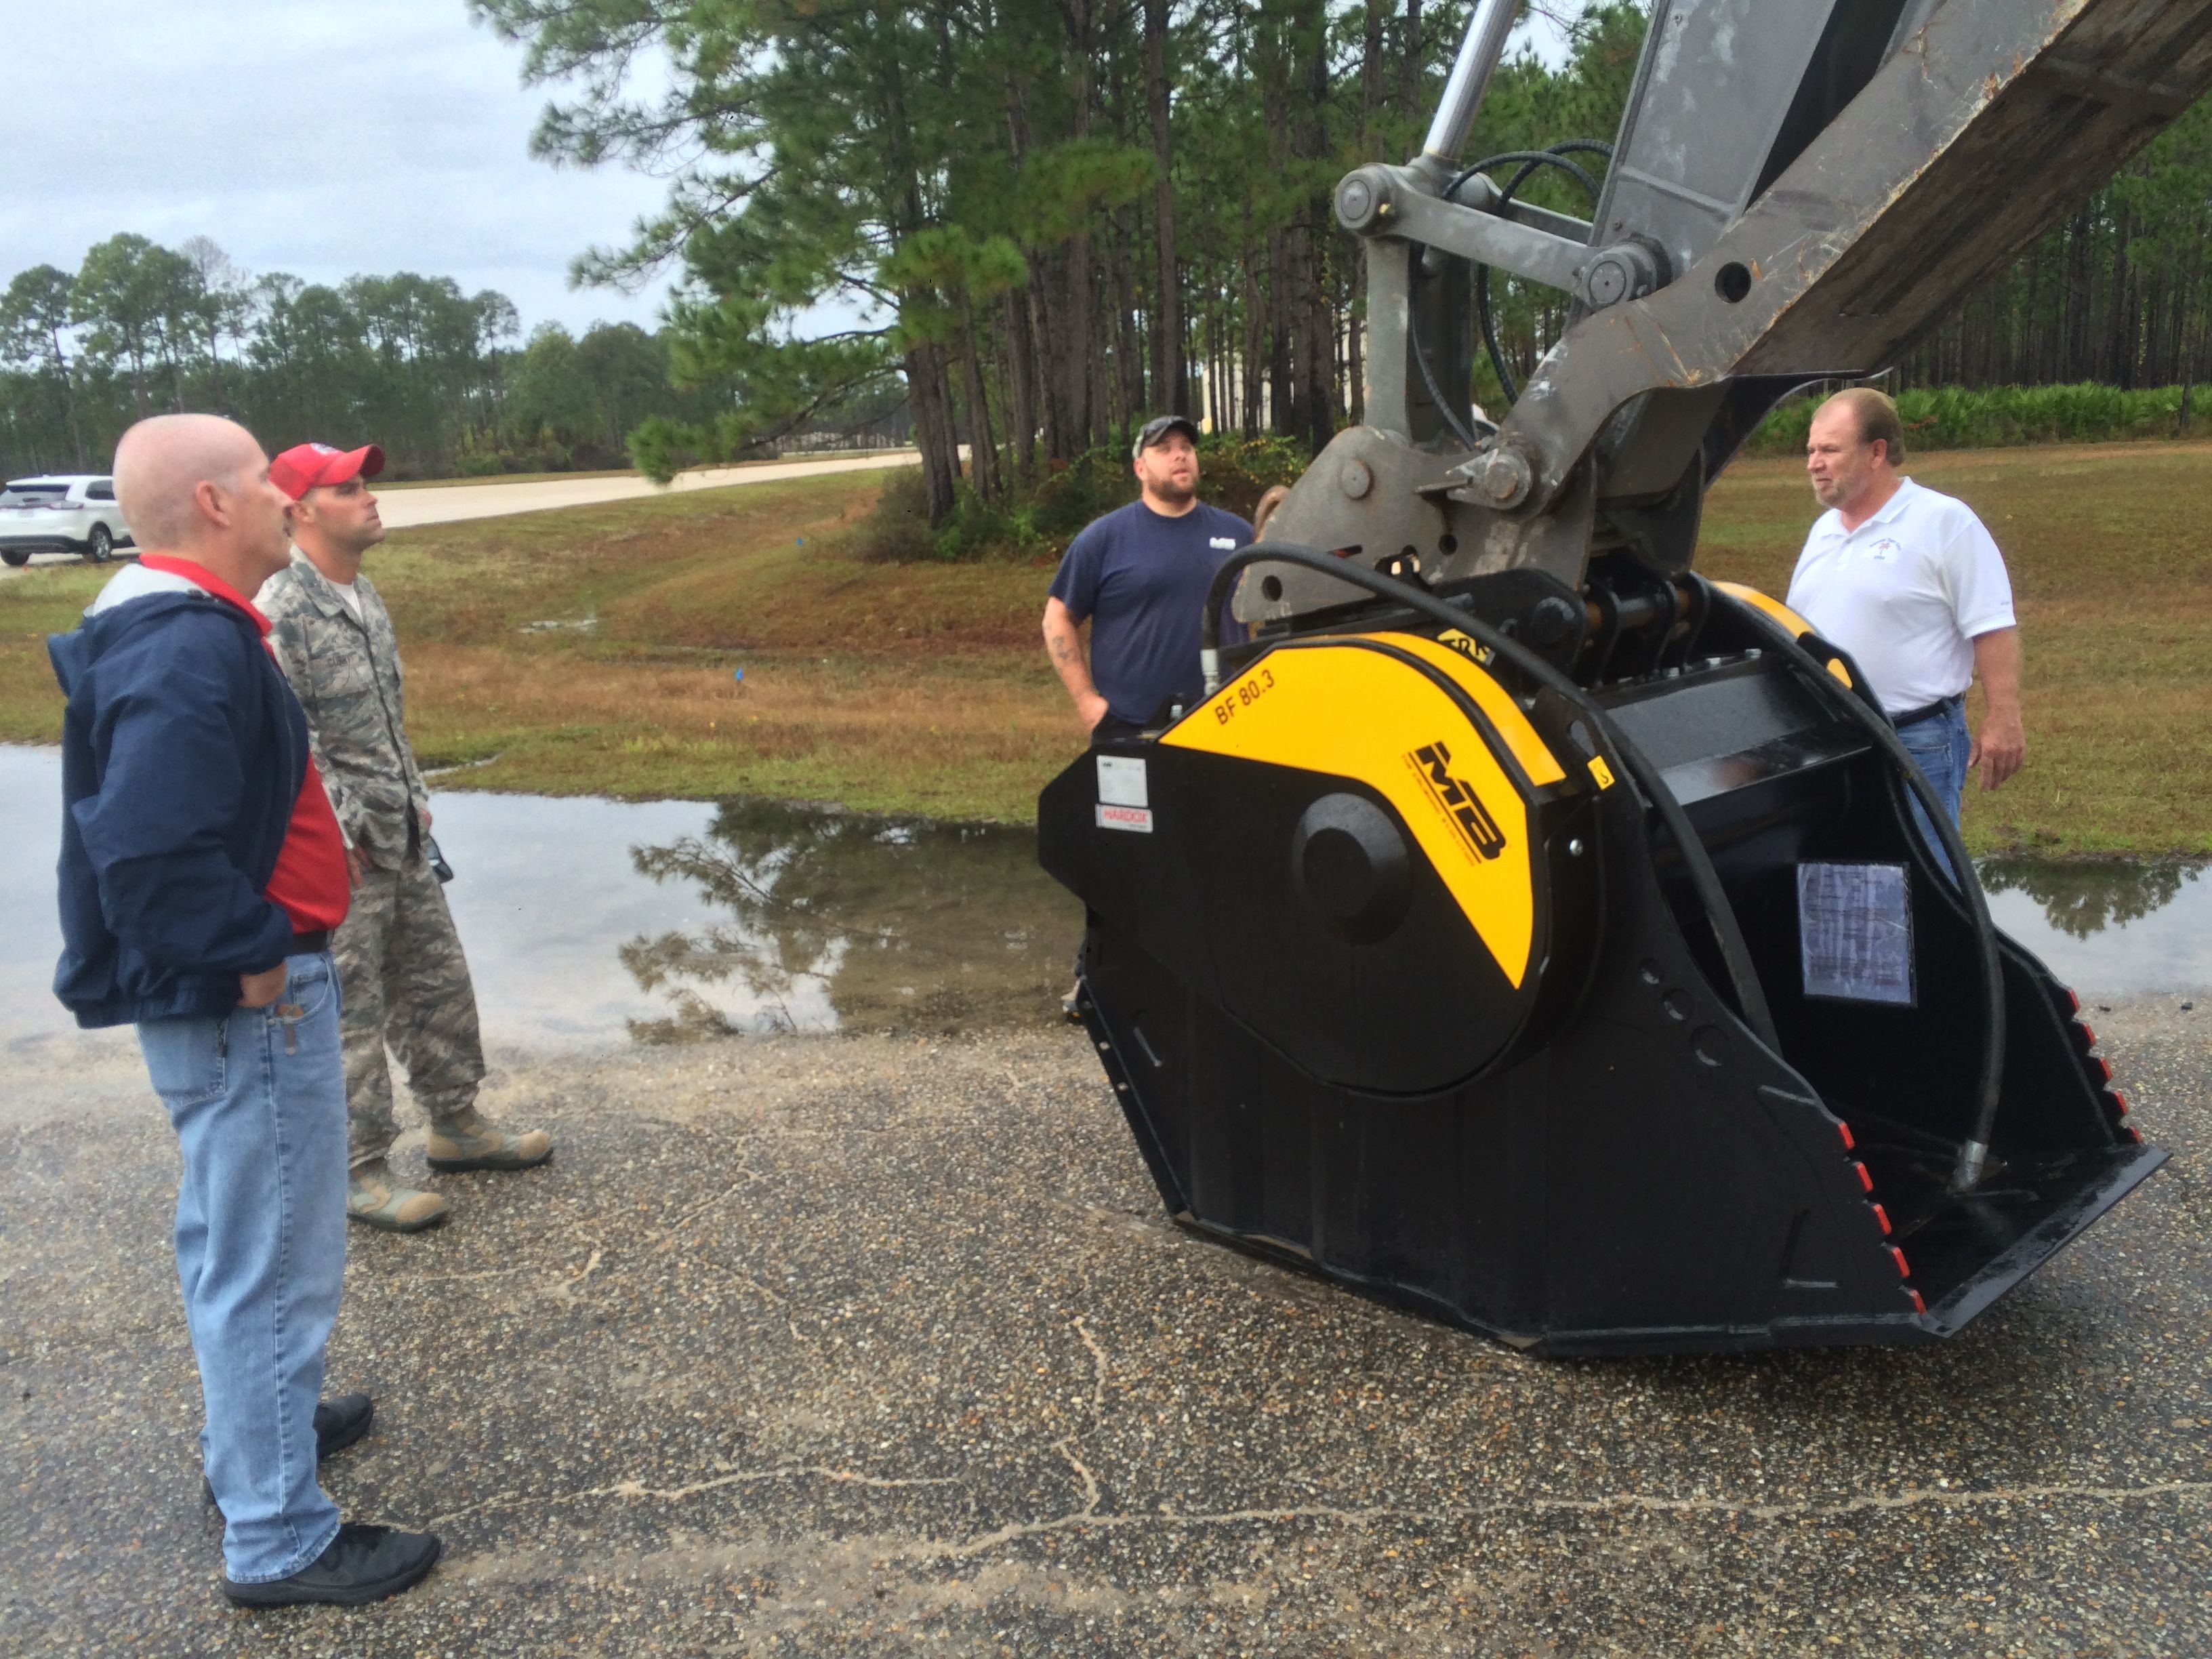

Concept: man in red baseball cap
[[260, 441, 554, 1235], [268, 441, 385, 502]]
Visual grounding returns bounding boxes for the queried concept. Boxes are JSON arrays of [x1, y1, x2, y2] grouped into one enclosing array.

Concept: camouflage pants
[[335, 841, 485, 1168]]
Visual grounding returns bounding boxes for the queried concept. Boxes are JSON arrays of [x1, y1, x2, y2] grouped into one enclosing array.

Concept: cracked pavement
[[2, 999, 2208, 1656]]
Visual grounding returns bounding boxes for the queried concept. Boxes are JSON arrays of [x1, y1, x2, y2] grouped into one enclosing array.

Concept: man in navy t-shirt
[[1042, 415, 1254, 743]]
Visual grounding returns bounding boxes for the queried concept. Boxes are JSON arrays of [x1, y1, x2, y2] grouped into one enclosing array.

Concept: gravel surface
[[3, 1000, 2207, 1656]]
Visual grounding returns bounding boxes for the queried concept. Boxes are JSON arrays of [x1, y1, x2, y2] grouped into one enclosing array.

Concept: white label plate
[[1799, 861, 1914, 1006], [1096, 754, 1149, 808]]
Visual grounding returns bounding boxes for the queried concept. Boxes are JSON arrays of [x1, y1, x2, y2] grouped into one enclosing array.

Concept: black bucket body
[[1038, 597, 2160, 1355]]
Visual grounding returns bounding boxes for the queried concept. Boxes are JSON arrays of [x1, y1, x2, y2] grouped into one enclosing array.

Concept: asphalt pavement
[[2, 995, 2207, 1656]]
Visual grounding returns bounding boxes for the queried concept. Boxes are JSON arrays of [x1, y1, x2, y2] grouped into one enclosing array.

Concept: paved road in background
[[372, 449, 922, 529], [0, 450, 922, 576]]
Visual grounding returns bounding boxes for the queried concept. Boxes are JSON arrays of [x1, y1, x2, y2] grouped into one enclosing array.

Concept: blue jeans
[[1896, 698, 1970, 882], [135, 951, 346, 1582]]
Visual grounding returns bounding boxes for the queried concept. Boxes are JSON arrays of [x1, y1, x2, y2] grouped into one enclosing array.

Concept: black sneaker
[[313, 1393, 373, 1457], [203, 1394, 373, 1507], [222, 1523, 441, 1608]]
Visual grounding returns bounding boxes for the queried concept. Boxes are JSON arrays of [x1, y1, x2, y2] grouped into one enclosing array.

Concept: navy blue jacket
[[49, 566, 309, 1027]]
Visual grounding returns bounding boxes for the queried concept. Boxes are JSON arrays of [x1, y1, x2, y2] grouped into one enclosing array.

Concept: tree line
[[477, 0, 2212, 523], [1897, 91, 2212, 404], [12, 2, 2210, 497], [0, 233, 888, 483]]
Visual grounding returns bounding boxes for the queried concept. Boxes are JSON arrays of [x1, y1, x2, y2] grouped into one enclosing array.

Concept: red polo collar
[[137, 553, 272, 636]]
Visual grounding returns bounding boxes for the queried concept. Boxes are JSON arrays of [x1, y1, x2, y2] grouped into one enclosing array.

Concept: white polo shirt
[[1784, 477, 2015, 716]]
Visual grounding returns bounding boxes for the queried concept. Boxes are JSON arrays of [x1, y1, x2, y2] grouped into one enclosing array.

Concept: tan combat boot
[[426, 1107, 554, 1174], [347, 1162, 450, 1233]]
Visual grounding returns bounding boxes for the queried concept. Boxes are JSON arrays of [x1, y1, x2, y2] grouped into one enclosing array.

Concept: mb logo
[[1409, 741, 1507, 861]]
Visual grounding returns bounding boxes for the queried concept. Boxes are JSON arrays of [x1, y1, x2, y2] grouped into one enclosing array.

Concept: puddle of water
[[1979, 857, 2212, 993], [3, 741, 2202, 1061], [620, 798, 1077, 1041], [0, 745, 1076, 1055]]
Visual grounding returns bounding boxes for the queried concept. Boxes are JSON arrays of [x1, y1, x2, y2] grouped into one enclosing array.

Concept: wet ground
[[3, 745, 2205, 1063], [3, 746, 2210, 1654], [0, 747, 1079, 1060]]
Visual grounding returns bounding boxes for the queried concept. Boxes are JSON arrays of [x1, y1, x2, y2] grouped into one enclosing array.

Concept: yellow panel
[[1162, 642, 1538, 987], [1713, 581, 1854, 688], [1374, 633, 1567, 785]]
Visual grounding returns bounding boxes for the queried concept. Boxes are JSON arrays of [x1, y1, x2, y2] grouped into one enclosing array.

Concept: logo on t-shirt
[[1208, 537, 1237, 550], [1866, 537, 1902, 563]]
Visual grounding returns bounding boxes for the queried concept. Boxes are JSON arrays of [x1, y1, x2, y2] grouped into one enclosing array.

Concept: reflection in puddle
[[2, 740, 2205, 1054], [621, 799, 1080, 1042], [1976, 857, 2212, 994], [1980, 858, 2202, 941], [0, 745, 1077, 1054]]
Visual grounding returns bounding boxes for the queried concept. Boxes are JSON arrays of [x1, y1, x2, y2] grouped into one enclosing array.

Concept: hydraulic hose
[[1444, 147, 1603, 207], [1410, 145, 1610, 438], [1202, 545, 1779, 1052], [1698, 579, 2006, 1191], [1449, 144, 1609, 405]]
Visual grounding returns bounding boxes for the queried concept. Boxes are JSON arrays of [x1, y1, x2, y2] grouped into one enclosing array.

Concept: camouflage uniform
[[260, 552, 485, 1169]]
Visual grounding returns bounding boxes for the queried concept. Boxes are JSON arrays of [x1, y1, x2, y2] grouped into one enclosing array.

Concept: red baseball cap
[[270, 441, 385, 501]]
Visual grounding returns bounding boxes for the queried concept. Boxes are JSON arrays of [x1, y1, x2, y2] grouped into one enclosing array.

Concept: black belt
[[1891, 693, 1964, 731], [291, 930, 330, 955]]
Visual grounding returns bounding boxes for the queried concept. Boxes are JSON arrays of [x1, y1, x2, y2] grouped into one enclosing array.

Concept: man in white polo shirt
[[1786, 387, 2025, 868]]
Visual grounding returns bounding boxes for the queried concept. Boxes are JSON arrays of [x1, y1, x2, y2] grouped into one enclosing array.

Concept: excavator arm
[[1250, 0, 2212, 608]]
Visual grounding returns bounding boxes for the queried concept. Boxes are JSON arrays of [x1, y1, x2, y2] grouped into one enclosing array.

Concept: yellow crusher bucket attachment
[[1031, 0, 2205, 1352], [1038, 562, 2162, 1355]]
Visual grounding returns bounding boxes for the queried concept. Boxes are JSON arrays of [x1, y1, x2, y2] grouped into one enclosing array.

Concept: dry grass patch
[[405, 642, 1077, 821], [604, 549, 1051, 655], [6, 441, 2209, 844]]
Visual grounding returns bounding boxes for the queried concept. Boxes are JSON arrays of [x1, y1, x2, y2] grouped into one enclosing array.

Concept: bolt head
[[1585, 257, 1630, 308], [1340, 459, 1373, 499], [1479, 448, 1533, 507], [1529, 594, 1578, 645]]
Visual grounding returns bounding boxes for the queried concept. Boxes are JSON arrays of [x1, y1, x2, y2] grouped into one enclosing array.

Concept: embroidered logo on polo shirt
[[1866, 538, 1902, 562]]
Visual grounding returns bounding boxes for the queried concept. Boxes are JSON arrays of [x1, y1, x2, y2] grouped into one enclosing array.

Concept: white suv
[[1, 474, 137, 567]]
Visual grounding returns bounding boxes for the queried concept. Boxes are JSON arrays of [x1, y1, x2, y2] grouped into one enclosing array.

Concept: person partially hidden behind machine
[[1041, 414, 1254, 743], [1786, 386, 2026, 871]]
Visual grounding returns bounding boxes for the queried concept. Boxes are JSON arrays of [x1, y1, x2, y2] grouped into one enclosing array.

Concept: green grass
[[6, 439, 2211, 848], [1698, 439, 2212, 855]]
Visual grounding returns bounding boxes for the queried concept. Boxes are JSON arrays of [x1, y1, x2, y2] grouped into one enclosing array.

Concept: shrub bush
[[1742, 382, 2212, 459], [859, 432, 1314, 563], [1189, 434, 1309, 518], [852, 463, 939, 562], [1021, 448, 1139, 542]]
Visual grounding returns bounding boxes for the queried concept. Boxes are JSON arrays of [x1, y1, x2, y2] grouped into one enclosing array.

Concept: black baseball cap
[[1131, 414, 1200, 459]]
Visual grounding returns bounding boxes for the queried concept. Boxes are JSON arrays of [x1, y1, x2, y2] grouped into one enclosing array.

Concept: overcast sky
[[4, 2, 1576, 342], [3, 0, 677, 335]]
